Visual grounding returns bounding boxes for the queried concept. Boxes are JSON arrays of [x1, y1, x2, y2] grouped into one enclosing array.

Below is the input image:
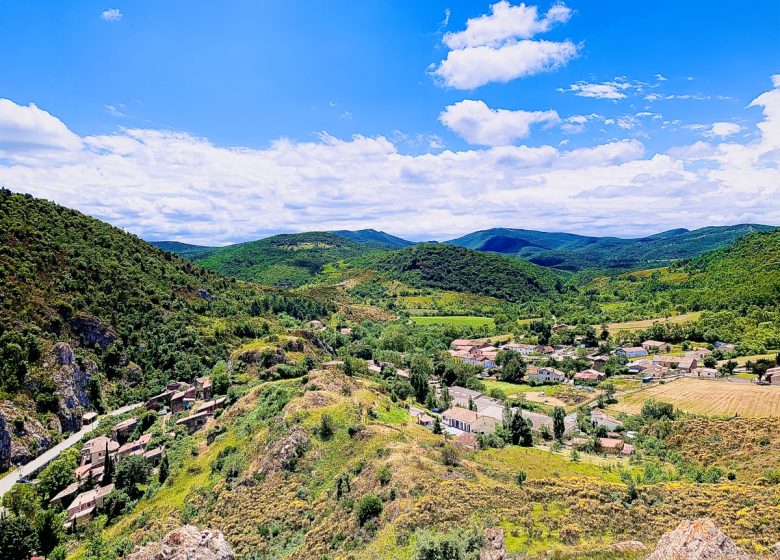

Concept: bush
[[355, 494, 383, 526], [441, 443, 461, 467], [319, 413, 335, 440], [377, 465, 391, 486], [515, 470, 527, 485]]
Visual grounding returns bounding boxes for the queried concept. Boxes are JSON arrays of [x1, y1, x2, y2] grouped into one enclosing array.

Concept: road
[[0, 402, 142, 501]]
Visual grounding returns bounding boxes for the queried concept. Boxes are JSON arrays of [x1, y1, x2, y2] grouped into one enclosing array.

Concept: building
[[765, 367, 780, 384], [66, 484, 115, 527], [80, 436, 119, 467], [471, 416, 497, 434], [590, 355, 609, 371], [616, 347, 648, 358], [116, 433, 152, 459], [690, 367, 721, 379], [642, 340, 672, 353], [527, 366, 567, 384], [82, 412, 98, 425], [598, 438, 634, 456], [503, 343, 536, 356], [652, 355, 698, 373], [50, 482, 80, 508], [591, 409, 623, 431], [195, 376, 213, 400], [574, 369, 605, 384], [175, 411, 211, 433], [454, 432, 478, 451], [442, 407, 480, 432], [111, 417, 138, 441], [143, 446, 165, 465]]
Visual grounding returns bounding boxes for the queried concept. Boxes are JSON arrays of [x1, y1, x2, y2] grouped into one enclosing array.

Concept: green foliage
[[410, 355, 432, 403], [0, 514, 39, 560], [510, 411, 533, 447], [515, 470, 527, 485], [115, 455, 152, 499], [36, 448, 78, 502], [441, 443, 461, 466], [368, 244, 559, 302], [413, 526, 484, 560], [101, 489, 133, 522], [34, 507, 64, 554], [552, 406, 566, 441], [355, 494, 383, 526], [210, 361, 230, 395], [319, 413, 336, 440]]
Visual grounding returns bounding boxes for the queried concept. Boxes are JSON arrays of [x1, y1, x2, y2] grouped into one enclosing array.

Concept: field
[[717, 350, 780, 367], [602, 312, 703, 334], [610, 377, 780, 417], [409, 315, 495, 327]]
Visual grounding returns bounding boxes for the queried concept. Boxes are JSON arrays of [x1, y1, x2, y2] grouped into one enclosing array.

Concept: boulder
[[128, 525, 234, 560], [647, 518, 754, 560], [480, 528, 506, 560]]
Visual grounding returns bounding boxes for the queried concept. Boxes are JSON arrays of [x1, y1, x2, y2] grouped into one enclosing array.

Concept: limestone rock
[[647, 518, 754, 560], [69, 314, 117, 349], [480, 528, 506, 560], [256, 426, 309, 475], [129, 525, 234, 560]]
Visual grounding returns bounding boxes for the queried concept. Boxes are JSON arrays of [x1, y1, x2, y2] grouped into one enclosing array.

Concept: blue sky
[[0, 1, 778, 243]]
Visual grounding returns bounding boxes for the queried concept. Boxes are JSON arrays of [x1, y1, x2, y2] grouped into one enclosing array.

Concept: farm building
[[527, 366, 567, 384], [442, 407, 480, 432], [616, 347, 648, 358]]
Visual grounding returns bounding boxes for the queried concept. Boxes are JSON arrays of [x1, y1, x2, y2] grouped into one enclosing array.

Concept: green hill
[[188, 232, 381, 288], [365, 243, 560, 302], [329, 228, 414, 249], [150, 240, 216, 259], [447, 224, 774, 271]]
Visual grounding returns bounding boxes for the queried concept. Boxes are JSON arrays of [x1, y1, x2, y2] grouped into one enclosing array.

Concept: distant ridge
[[328, 229, 414, 249]]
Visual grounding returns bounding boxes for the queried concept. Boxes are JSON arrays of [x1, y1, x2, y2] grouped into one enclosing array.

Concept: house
[[590, 355, 610, 371], [116, 433, 152, 459], [82, 412, 98, 426], [552, 323, 571, 332], [145, 389, 175, 410], [366, 361, 382, 374], [642, 340, 672, 353], [66, 484, 114, 527], [471, 416, 497, 434], [170, 387, 196, 413], [454, 432, 478, 451], [652, 355, 698, 373], [176, 411, 211, 434], [574, 369, 605, 384], [527, 366, 567, 384], [503, 343, 536, 356], [691, 367, 720, 379], [50, 482, 81, 508], [111, 417, 138, 441], [442, 407, 479, 432], [686, 348, 712, 360], [765, 367, 780, 384], [308, 320, 325, 331], [80, 436, 119, 466], [535, 345, 555, 355], [591, 409, 623, 431], [417, 413, 435, 428], [715, 341, 736, 351], [395, 368, 411, 380], [598, 438, 634, 456], [447, 386, 483, 408], [616, 347, 648, 358], [642, 364, 671, 378], [143, 446, 165, 466], [195, 376, 213, 400]]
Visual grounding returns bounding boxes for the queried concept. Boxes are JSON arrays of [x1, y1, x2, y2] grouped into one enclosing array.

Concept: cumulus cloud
[[100, 8, 122, 22], [432, 1, 579, 89], [0, 77, 779, 243], [561, 79, 634, 100], [439, 100, 560, 145], [0, 99, 82, 163], [706, 122, 743, 138]]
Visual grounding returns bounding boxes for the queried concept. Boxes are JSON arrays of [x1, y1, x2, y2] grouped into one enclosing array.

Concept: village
[[51, 375, 227, 530]]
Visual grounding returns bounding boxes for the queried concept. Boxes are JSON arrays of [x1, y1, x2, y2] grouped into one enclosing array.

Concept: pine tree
[[552, 406, 565, 441], [103, 442, 114, 483], [158, 452, 169, 484], [432, 415, 442, 435]]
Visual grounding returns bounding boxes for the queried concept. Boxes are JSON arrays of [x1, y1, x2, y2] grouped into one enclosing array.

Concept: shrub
[[377, 465, 391, 486], [515, 470, 527, 486], [441, 443, 461, 467], [355, 494, 383, 526], [319, 413, 335, 440]]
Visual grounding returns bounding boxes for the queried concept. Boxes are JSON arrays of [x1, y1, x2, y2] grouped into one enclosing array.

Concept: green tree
[[552, 406, 566, 441], [36, 449, 77, 502], [211, 361, 230, 395], [100, 489, 132, 522], [410, 355, 432, 404], [510, 411, 533, 447], [355, 494, 383, 525], [158, 453, 170, 484], [319, 413, 335, 440], [2, 483, 41, 520], [432, 415, 442, 435], [439, 386, 452, 410], [0, 514, 39, 560], [35, 507, 64, 555], [115, 455, 151, 499]]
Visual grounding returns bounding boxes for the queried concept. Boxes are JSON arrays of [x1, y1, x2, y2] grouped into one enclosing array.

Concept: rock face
[[69, 314, 117, 349], [256, 426, 309, 475], [46, 343, 97, 432], [647, 518, 754, 560], [480, 528, 506, 560], [128, 525, 234, 560], [0, 411, 11, 469]]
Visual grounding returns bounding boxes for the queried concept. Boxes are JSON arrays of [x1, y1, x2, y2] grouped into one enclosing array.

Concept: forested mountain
[[149, 241, 215, 259], [329, 229, 415, 249], [184, 232, 382, 288], [364, 243, 561, 302], [447, 224, 774, 271]]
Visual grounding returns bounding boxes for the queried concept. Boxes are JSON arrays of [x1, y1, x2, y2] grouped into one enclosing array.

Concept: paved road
[[0, 402, 142, 500]]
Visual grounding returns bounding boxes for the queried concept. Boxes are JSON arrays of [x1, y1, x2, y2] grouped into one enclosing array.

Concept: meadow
[[409, 315, 495, 327], [602, 312, 703, 334], [610, 377, 780, 417]]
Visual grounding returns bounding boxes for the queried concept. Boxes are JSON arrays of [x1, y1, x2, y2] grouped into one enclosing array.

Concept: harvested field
[[602, 312, 702, 334], [610, 377, 780, 417]]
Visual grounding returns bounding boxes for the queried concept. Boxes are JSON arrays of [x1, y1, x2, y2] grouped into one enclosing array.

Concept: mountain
[[365, 243, 560, 302], [187, 232, 378, 288], [329, 229, 414, 249], [150, 241, 216, 259], [447, 224, 775, 271], [0, 190, 291, 467]]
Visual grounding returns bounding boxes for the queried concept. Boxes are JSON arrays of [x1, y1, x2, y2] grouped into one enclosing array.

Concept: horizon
[[1, 1, 779, 244]]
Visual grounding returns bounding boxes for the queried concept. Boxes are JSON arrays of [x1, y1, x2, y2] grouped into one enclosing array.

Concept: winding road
[[0, 402, 142, 501]]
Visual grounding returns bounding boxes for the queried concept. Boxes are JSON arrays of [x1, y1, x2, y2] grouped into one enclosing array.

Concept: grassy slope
[[77, 369, 780, 560]]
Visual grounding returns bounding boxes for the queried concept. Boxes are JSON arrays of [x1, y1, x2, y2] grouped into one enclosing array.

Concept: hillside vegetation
[[365, 244, 561, 302]]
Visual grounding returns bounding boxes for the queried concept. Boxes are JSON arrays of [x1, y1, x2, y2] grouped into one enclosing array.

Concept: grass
[[482, 380, 570, 398], [602, 312, 703, 334], [610, 377, 780, 417], [717, 351, 780, 367], [474, 446, 624, 483], [409, 315, 495, 327]]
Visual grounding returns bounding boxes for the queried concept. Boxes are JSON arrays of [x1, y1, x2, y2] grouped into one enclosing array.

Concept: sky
[[0, 0, 778, 244]]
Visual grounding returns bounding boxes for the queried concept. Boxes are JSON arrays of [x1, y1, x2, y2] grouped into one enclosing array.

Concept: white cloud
[[562, 79, 633, 100], [0, 99, 82, 163], [100, 8, 122, 22], [0, 77, 778, 243], [706, 122, 742, 138], [432, 2, 579, 89], [439, 100, 559, 145], [442, 1, 572, 49], [655, 74, 668, 81]]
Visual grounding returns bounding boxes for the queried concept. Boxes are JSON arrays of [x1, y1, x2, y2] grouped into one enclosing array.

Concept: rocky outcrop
[[128, 525, 234, 560], [0, 411, 11, 469], [236, 347, 286, 367], [480, 528, 506, 560], [45, 343, 97, 432], [256, 426, 309, 475], [69, 314, 117, 349], [610, 540, 647, 553], [294, 329, 335, 355], [647, 518, 754, 560]]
